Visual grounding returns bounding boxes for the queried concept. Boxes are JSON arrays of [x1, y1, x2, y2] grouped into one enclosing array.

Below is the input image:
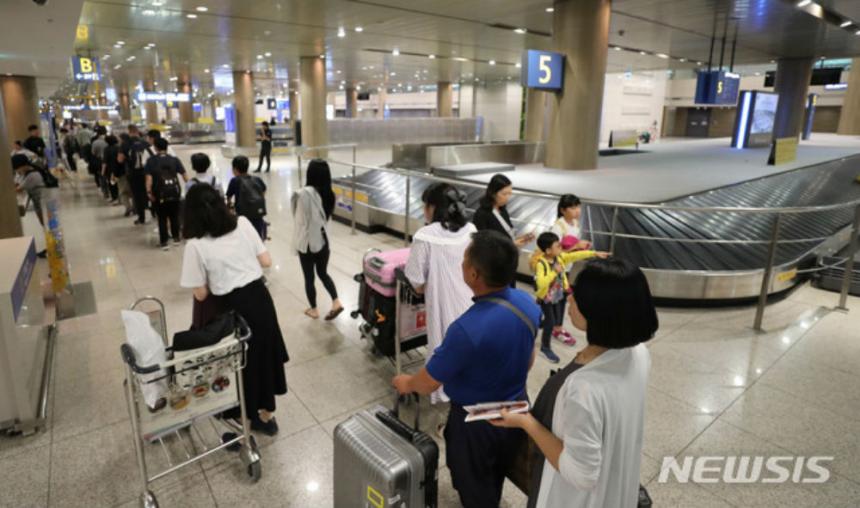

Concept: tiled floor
[[3, 145, 860, 507]]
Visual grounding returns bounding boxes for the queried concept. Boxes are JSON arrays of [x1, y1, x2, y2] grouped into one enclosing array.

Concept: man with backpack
[[59, 128, 78, 172], [226, 155, 267, 239], [12, 154, 58, 258], [144, 137, 187, 250], [123, 125, 153, 225]]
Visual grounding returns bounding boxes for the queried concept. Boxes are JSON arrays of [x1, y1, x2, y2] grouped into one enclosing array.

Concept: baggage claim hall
[[3, 0, 860, 506]]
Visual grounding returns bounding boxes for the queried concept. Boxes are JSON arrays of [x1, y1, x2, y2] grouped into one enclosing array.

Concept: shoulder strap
[[484, 297, 537, 337]]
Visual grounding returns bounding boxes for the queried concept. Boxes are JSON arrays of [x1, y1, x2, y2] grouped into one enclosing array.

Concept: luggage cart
[[350, 248, 427, 376], [120, 297, 261, 508]]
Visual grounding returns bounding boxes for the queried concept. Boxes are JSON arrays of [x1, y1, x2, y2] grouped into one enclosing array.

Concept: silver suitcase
[[333, 397, 439, 508]]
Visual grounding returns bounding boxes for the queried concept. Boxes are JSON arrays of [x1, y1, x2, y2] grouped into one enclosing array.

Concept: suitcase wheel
[[247, 460, 262, 482], [353, 273, 363, 283], [350, 310, 360, 319]]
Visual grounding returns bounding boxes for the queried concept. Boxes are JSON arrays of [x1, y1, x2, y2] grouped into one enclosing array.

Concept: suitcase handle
[[390, 392, 420, 431], [376, 410, 421, 443]]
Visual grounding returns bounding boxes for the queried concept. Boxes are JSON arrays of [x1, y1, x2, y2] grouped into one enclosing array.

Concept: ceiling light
[[257, 55, 263, 60], [117, 40, 125, 45], [265, 52, 272, 57], [856, 30, 860, 35], [337, 27, 346, 38], [546, 7, 554, 12], [841, 20, 852, 27], [222, 64, 230, 68], [797, 0, 812, 6], [170, 76, 178, 81], [142, 9, 156, 16], [319, 54, 325, 59], [186, 13, 198, 19], [656, 53, 669, 59], [614, 46, 622, 51], [114, 44, 122, 49], [114, 64, 122, 70], [488, 60, 496, 65], [679, 58, 686, 62], [697, 61, 703, 65], [152, 0, 163, 5], [428, 54, 435, 59], [390, 72, 396, 76], [514, 28, 527, 34], [204, 68, 210, 73], [126, 56, 135, 61], [336, 70, 341, 74], [143, 46, 151, 50], [354, 26, 363, 32], [453, 57, 468, 62], [515, 62, 521, 68], [392, 48, 400, 56], [196, 6, 208, 12]]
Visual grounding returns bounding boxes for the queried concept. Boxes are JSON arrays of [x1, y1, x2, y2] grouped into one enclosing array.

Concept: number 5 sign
[[522, 50, 564, 90]]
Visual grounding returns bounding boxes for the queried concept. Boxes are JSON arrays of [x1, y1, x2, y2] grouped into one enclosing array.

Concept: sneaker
[[250, 416, 278, 436], [160, 243, 169, 251], [553, 329, 577, 347], [540, 347, 560, 364], [173, 239, 182, 245], [134, 219, 145, 225]]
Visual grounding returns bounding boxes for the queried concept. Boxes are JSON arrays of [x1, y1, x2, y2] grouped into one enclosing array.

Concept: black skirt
[[224, 278, 289, 413]]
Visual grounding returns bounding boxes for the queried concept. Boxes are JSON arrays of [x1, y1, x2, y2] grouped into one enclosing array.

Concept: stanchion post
[[296, 152, 302, 188], [404, 173, 411, 247], [754, 213, 783, 331], [351, 145, 357, 235], [609, 207, 620, 255], [837, 204, 860, 310]]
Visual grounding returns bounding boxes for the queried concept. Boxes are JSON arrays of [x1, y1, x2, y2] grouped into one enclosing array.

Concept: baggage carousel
[[331, 155, 860, 302]]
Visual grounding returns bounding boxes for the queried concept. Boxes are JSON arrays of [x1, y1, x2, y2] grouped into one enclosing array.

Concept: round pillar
[[524, 88, 547, 142], [345, 87, 358, 118], [773, 57, 814, 140], [0, 75, 40, 148], [143, 71, 158, 125], [437, 82, 453, 117], [0, 90, 22, 239], [232, 71, 256, 148], [299, 56, 328, 150], [178, 79, 194, 123], [837, 58, 860, 135]]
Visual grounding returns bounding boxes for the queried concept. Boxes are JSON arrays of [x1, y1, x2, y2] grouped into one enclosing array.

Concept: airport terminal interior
[[2, 0, 860, 507]]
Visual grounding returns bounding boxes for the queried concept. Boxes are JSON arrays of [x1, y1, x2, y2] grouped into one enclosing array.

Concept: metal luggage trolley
[[120, 297, 262, 508], [351, 248, 428, 376]]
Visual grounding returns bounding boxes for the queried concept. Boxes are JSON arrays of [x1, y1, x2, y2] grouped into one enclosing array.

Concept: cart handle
[[120, 314, 252, 375]]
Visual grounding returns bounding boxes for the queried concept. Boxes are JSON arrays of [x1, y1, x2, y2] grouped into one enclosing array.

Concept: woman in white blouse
[[404, 183, 476, 404], [180, 184, 289, 436], [492, 257, 657, 508]]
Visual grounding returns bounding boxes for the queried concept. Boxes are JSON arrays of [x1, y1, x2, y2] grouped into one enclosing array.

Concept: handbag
[[172, 311, 237, 352]]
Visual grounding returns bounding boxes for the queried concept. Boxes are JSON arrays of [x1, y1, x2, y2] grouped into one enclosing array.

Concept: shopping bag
[[121, 309, 168, 408]]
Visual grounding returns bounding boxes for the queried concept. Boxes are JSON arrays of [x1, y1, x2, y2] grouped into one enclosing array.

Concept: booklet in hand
[[463, 400, 530, 423]]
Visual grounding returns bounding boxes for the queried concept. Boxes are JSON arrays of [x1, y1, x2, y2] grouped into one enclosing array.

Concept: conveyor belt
[[333, 154, 860, 300]]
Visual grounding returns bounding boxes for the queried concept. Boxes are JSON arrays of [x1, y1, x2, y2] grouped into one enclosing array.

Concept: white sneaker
[[160, 243, 169, 251]]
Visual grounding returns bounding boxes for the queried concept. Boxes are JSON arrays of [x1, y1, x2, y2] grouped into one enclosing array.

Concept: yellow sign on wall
[[768, 137, 798, 165], [76, 25, 89, 42]]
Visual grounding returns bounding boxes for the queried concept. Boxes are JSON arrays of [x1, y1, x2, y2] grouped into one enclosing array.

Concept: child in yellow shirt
[[531, 232, 607, 363]]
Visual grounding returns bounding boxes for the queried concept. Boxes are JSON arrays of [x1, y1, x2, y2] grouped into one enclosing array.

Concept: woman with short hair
[[404, 182, 476, 404], [492, 257, 657, 508], [180, 184, 289, 436]]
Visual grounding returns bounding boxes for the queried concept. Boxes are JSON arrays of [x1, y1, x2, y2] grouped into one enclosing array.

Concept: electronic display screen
[[751, 92, 778, 135]]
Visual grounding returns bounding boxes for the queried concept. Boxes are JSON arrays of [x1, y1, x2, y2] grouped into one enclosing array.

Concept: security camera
[[33, 0, 48, 5], [618, 29, 625, 37]]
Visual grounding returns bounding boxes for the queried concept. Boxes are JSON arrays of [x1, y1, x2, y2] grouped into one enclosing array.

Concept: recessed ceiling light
[[354, 26, 363, 32], [265, 52, 272, 57], [797, 0, 812, 6], [428, 54, 435, 59], [546, 7, 554, 12], [114, 44, 122, 49], [614, 46, 622, 51], [152, 0, 163, 5], [656, 53, 669, 59], [488, 60, 496, 65], [126, 56, 136, 61], [640, 51, 647, 55], [841, 20, 852, 27], [257, 55, 263, 59], [515, 62, 521, 68], [114, 64, 122, 70], [204, 68, 210, 73], [186, 13, 197, 19], [856, 30, 860, 35], [390, 72, 396, 76], [514, 28, 527, 34], [117, 40, 125, 45], [697, 61, 704, 65], [196, 6, 208, 12], [142, 9, 156, 16], [336, 70, 341, 74], [453, 57, 468, 62], [679, 57, 686, 62], [143, 46, 151, 50], [222, 64, 230, 68], [170, 76, 178, 81], [392, 48, 400, 56], [319, 54, 325, 59], [337, 27, 346, 38]]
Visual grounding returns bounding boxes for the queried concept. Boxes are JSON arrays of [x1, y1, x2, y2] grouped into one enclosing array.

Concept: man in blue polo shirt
[[393, 229, 540, 508]]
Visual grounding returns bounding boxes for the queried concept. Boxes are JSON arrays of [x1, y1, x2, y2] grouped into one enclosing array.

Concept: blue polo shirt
[[426, 287, 540, 406]]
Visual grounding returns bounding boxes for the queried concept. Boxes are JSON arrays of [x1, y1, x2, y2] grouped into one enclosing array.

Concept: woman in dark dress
[[180, 185, 289, 436]]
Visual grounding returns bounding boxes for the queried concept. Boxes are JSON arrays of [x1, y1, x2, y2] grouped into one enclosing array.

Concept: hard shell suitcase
[[364, 248, 411, 297], [333, 396, 438, 508]]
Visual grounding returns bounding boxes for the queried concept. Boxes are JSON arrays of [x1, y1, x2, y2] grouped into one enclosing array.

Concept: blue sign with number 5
[[522, 50, 564, 90]]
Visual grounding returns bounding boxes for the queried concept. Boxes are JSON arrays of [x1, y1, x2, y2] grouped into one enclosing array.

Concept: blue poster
[[522, 50, 564, 90], [71, 56, 101, 82], [224, 105, 236, 133]]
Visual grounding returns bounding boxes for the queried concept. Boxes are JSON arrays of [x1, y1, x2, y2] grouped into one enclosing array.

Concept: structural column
[[376, 86, 387, 119], [772, 57, 814, 140], [289, 85, 299, 132], [545, 0, 611, 170], [232, 71, 256, 148], [118, 86, 132, 121], [345, 86, 358, 118], [837, 57, 860, 135], [524, 88, 547, 142], [0, 90, 23, 239], [143, 70, 158, 125], [178, 78, 194, 123], [0, 75, 40, 148], [437, 81, 453, 117], [299, 56, 328, 149]]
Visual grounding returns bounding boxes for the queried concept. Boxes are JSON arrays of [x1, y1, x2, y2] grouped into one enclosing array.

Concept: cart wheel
[[371, 346, 383, 358], [140, 490, 159, 508], [350, 310, 360, 319], [353, 274, 363, 283], [247, 460, 262, 482]]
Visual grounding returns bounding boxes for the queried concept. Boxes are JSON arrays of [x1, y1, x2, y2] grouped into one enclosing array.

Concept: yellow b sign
[[76, 25, 89, 41], [79, 57, 93, 73]]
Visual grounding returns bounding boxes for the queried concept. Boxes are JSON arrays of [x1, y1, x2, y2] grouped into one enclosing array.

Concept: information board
[[695, 70, 740, 105], [522, 50, 564, 91], [71, 56, 100, 82]]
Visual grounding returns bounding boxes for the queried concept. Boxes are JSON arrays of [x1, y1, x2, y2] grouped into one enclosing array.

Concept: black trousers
[[257, 142, 271, 171], [445, 404, 524, 508], [66, 152, 77, 172], [155, 200, 180, 245], [298, 242, 338, 308], [130, 172, 148, 223], [539, 300, 566, 349]]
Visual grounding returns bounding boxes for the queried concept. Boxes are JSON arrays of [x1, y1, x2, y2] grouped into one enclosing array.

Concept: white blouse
[[535, 344, 651, 508], [180, 216, 267, 296], [291, 186, 329, 254]]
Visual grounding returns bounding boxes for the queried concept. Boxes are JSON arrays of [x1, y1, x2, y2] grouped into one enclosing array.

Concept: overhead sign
[[266, 98, 277, 110], [522, 50, 564, 91], [695, 70, 740, 105], [71, 56, 101, 82], [137, 91, 190, 102]]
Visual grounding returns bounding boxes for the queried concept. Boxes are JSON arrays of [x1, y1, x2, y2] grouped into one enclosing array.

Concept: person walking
[[180, 184, 289, 436], [114, 133, 134, 216], [404, 182, 476, 404], [254, 121, 272, 173], [291, 159, 343, 320], [226, 155, 268, 239], [185, 153, 219, 192], [145, 137, 186, 250], [60, 127, 78, 172], [91, 127, 109, 194], [22, 124, 46, 162], [101, 135, 121, 204], [393, 230, 540, 508], [491, 258, 656, 508]]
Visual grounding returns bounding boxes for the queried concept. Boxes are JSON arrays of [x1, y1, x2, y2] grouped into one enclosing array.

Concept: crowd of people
[[13, 122, 655, 507]]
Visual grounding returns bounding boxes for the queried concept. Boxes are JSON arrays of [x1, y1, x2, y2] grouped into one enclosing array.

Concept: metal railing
[[295, 143, 860, 330]]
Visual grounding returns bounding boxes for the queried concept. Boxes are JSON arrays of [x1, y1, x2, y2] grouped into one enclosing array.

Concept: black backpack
[[155, 164, 182, 203], [128, 143, 151, 174], [237, 175, 266, 220], [30, 163, 59, 188]]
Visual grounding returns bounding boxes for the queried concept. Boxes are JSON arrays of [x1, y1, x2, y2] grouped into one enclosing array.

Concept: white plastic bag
[[121, 310, 168, 409]]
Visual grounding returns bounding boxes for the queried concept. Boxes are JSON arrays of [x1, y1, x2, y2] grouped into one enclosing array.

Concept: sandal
[[324, 306, 345, 321], [304, 308, 319, 319]]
